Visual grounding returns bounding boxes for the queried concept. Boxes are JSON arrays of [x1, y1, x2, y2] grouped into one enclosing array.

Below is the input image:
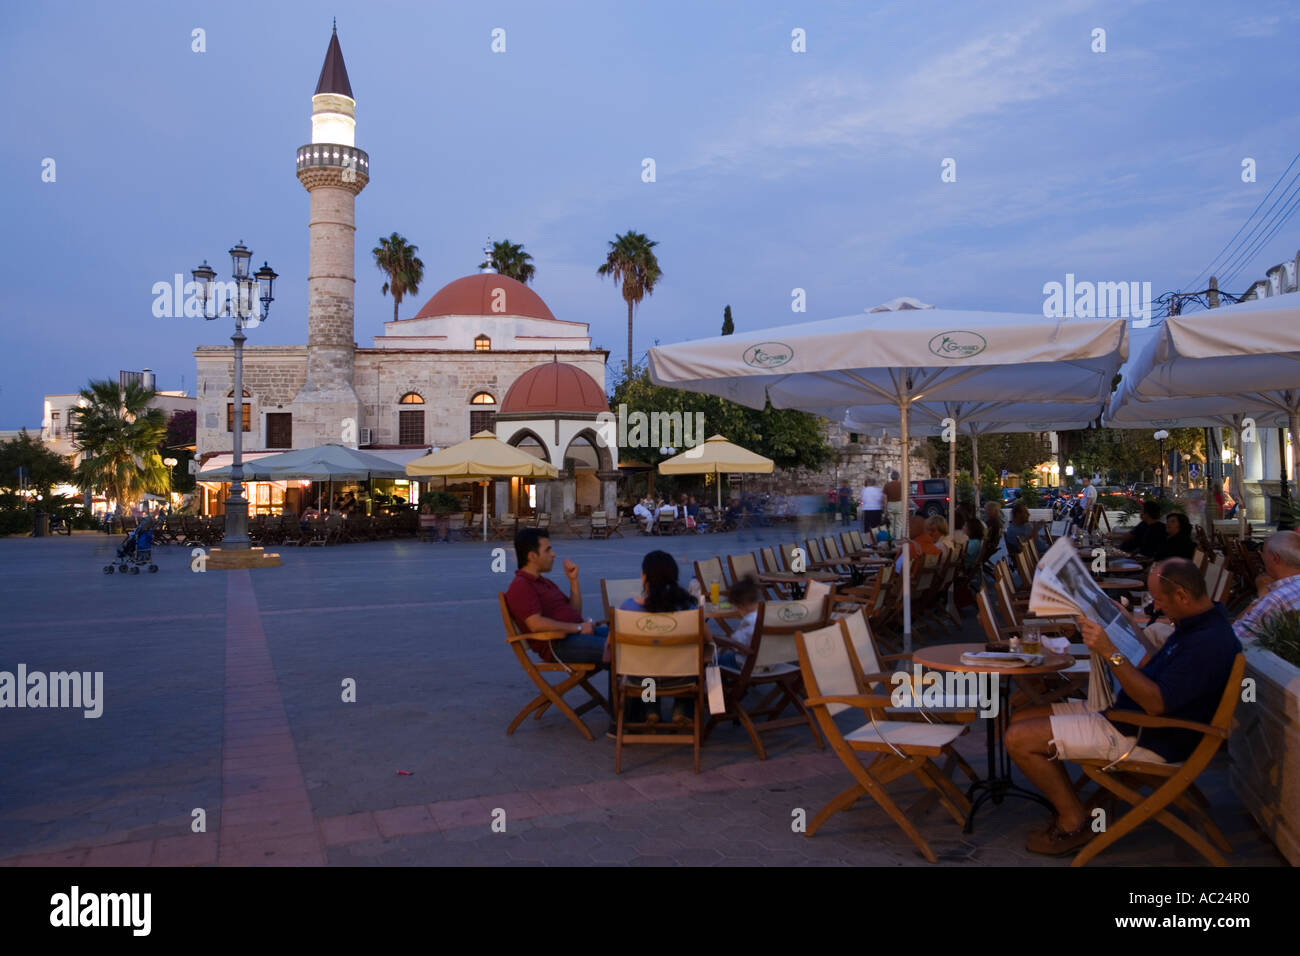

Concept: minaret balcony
[[296, 144, 369, 175]]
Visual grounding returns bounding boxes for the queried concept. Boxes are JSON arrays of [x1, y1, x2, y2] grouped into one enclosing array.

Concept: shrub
[[0, 509, 35, 536], [1245, 609, 1300, 668], [419, 491, 462, 513]]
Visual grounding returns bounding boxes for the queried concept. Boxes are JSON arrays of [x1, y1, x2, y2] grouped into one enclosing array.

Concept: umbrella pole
[[948, 422, 957, 534], [971, 430, 980, 510], [899, 397, 912, 653], [717, 469, 722, 511], [1234, 419, 1248, 541], [483, 481, 489, 542]]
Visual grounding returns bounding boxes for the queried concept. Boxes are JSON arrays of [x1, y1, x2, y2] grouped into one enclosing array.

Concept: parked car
[[1000, 487, 1022, 505], [909, 478, 951, 518]]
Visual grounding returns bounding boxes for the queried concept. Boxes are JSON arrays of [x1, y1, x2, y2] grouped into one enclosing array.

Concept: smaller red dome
[[413, 273, 555, 321], [500, 362, 609, 416]]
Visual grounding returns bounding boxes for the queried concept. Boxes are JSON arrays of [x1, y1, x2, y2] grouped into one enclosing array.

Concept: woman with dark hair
[[1156, 512, 1196, 561], [619, 550, 700, 723]]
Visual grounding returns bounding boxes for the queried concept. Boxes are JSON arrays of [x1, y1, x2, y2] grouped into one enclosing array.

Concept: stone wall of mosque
[[353, 350, 608, 449], [194, 346, 308, 458], [195, 346, 610, 458]]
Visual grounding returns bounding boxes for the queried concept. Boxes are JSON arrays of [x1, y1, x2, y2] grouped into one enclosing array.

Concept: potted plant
[[1230, 609, 1300, 865], [419, 491, 461, 541]]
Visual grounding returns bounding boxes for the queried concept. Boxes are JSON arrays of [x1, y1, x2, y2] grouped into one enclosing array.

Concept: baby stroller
[[104, 520, 158, 575]]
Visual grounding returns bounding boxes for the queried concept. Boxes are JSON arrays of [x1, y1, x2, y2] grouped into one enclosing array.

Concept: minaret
[[293, 24, 369, 446]]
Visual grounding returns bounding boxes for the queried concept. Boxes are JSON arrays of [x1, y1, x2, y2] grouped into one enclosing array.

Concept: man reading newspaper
[[1005, 548, 1240, 856]]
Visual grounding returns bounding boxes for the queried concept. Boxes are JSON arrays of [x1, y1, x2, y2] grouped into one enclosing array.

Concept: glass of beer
[[1021, 622, 1043, 655]]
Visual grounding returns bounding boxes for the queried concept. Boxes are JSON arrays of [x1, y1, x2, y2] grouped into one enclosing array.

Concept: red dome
[[412, 273, 555, 321], [500, 362, 609, 415]]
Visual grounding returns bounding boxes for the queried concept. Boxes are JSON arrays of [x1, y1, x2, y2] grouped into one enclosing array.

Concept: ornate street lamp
[[192, 242, 277, 550]]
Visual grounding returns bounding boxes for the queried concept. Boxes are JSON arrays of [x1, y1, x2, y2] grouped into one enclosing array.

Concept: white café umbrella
[[648, 306, 1129, 647], [1111, 292, 1300, 470], [843, 400, 1104, 532], [1106, 319, 1295, 536]]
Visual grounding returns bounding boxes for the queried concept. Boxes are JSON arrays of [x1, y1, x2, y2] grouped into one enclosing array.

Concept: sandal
[[1026, 821, 1094, 856]]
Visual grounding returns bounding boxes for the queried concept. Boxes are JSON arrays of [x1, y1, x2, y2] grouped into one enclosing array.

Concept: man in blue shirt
[[1006, 557, 1241, 855]]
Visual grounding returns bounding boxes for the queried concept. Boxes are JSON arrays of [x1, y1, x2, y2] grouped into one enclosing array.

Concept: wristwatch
[[1108, 652, 1126, 667]]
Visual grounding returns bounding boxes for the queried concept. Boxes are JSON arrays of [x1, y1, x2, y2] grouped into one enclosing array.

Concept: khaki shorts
[[1048, 700, 1166, 764]]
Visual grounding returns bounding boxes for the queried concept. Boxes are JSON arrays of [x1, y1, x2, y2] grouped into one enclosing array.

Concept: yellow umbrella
[[407, 431, 559, 540], [658, 434, 773, 509]]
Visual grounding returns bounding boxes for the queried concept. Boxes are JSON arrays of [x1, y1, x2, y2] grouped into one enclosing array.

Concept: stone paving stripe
[[218, 570, 326, 866]]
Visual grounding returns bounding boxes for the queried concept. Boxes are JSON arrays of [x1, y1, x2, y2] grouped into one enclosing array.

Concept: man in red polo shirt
[[505, 528, 609, 664]]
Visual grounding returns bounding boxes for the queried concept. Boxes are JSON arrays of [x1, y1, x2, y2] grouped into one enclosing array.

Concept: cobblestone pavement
[[0, 528, 1286, 866]]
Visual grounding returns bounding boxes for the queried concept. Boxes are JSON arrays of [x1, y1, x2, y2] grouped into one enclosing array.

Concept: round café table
[[1097, 577, 1145, 591], [910, 642, 1073, 833]]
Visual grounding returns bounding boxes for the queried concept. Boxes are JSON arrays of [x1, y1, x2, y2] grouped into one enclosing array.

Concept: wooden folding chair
[[840, 609, 979, 781], [694, 556, 729, 599], [499, 593, 610, 741], [611, 607, 707, 773], [779, 541, 804, 572], [1070, 653, 1246, 866], [794, 621, 972, 862], [589, 510, 610, 539], [600, 577, 643, 623], [727, 551, 776, 599], [706, 597, 830, 758]]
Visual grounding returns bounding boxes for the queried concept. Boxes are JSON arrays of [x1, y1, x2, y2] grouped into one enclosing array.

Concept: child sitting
[[717, 575, 761, 669]]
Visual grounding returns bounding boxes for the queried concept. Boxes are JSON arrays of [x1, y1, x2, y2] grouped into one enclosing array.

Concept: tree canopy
[[611, 368, 833, 471]]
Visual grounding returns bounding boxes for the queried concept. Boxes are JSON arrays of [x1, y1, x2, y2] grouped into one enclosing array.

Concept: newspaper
[[1028, 536, 1147, 710]]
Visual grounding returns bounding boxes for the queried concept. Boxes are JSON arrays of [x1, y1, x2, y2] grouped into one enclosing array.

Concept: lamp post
[[192, 242, 277, 550], [1153, 430, 1169, 496]]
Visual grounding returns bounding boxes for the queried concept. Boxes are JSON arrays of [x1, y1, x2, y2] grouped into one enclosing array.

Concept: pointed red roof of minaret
[[314, 23, 353, 98]]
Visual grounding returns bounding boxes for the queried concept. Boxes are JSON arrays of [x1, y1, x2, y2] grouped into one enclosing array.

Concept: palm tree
[[373, 233, 425, 322], [479, 239, 536, 284], [69, 379, 170, 512], [597, 231, 662, 378]]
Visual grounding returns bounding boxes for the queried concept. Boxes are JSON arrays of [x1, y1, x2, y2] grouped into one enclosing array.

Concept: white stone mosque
[[194, 27, 619, 519]]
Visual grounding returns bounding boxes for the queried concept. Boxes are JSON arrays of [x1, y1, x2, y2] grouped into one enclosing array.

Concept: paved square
[[0, 529, 1286, 866]]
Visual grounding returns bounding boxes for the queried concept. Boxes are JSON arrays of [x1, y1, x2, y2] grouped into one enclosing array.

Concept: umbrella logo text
[[743, 342, 794, 369], [927, 331, 986, 359]]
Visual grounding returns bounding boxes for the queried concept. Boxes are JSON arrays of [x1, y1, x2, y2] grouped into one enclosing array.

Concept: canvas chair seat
[[844, 719, 965, 751], [720, 660, 799, 677]]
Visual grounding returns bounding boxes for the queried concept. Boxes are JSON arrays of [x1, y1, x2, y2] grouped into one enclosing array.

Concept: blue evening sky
[[2, 0, 1298, 427]]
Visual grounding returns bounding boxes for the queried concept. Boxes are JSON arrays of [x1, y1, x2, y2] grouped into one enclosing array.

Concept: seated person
[[505, 528, 607, 665], [1234, 532, 1300, 641], [1005, 558, 1241, 856], [1154, 512, 1196, 561], [715, 575, 761, 670], [632, 497, 654, 533], [1120, 499, 1166, 558], [924, 515, 952, 554], [895, 514, 941, 573], [618, 549, 700, 723], [1004, 503, 1034, 556]]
